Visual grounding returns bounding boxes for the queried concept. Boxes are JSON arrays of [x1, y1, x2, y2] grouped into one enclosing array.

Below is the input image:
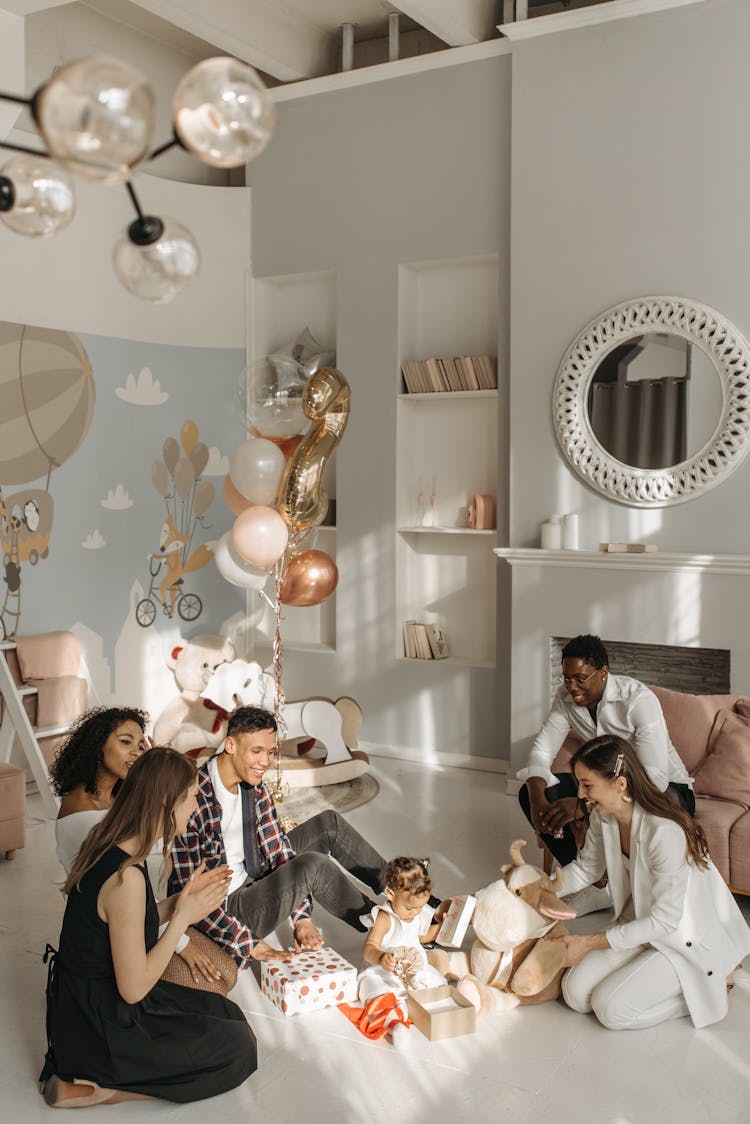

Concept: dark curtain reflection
[[588, 339, 688, 469]]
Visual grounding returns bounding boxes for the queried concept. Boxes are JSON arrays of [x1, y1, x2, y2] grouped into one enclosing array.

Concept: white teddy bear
[[153, 634, 236, 754]]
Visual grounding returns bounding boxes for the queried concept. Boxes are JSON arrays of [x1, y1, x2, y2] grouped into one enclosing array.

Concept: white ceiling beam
[[125, 0, 332, 81], [392, 0, 499, 46], [1, 1, 71, 12]]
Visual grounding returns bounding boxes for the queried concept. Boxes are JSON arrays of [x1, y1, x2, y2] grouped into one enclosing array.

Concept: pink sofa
[[551, 684, 750, 895]]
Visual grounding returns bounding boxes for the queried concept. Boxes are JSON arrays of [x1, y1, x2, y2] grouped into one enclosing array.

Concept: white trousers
[[562, 945, 689, 1030]]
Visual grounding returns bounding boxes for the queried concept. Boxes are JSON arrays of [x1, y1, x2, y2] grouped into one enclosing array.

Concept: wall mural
[[136, 421, 216, 627], [0, 321, 95, 639], [0, 326, 244, 724]]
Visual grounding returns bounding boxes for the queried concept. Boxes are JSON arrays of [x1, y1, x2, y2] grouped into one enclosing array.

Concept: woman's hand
[[177, 938, 223, 985], [548, 931, 608, 968], [174, 862, 232, 927], [379, 951, 397, 972]]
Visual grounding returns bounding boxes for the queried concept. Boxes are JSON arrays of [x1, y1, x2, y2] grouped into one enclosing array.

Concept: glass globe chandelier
[[0, 55, 275, 303]]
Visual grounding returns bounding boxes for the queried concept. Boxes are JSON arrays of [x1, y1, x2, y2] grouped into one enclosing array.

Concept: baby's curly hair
[[49, 706, 148, 797], [382, 856, 431, 897]]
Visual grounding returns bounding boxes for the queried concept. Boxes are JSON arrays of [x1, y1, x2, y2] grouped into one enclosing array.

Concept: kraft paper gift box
[[407, 985, 476, 1041], [261, 947, 357, 1016], [436, 894, 477, 949]]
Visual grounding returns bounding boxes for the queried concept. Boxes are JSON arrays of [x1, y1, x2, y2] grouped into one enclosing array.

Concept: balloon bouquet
[[217, 332, 349, 797]]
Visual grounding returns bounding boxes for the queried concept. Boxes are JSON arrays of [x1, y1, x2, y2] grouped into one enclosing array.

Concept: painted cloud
[[204, 446, 229, 476], [82, 530, 106, 550], [101, 484, 133, 510], [115, 367, 169, 406]]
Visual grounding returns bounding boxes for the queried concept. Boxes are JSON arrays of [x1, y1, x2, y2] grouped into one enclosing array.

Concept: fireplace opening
[[549, 637, 730, 703]]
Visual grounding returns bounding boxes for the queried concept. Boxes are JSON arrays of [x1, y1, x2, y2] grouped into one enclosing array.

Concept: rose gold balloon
[[223, 474, 254, 516], [279, 549, 338, 607]]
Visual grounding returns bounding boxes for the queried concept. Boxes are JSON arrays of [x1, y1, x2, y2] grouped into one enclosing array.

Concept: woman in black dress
[[41, 747, 257, 1108]]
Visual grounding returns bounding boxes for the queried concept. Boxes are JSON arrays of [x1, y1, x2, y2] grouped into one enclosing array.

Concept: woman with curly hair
[[51, 707, 225, 988]]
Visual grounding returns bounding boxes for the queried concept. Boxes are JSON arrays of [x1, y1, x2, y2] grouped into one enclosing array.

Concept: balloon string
[[268, 559, 286, 804]]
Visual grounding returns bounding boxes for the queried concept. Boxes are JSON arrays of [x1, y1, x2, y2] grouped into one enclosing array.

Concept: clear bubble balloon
[[0, 155, 75, 238], [113, 214, 200, 304], [173, 57, 276, 169], [35, 56, 156, 184], [236, 357, 306, 440]]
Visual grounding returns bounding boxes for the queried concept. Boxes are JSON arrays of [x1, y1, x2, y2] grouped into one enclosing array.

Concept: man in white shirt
[[518, 635, 694, 867]]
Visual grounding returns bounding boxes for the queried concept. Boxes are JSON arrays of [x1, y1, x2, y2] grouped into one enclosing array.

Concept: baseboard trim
[[361, 741, 508, 775]]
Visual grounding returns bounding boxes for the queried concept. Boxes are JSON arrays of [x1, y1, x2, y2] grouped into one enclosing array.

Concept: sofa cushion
[[693, 795, 747, 885], [693, 708, 750, 807], [729, 812, 750, 893], [648, 685, 742, 775]]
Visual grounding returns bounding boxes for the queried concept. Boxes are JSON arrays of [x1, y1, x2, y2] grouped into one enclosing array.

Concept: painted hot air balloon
[[0, 321, 95, 485]]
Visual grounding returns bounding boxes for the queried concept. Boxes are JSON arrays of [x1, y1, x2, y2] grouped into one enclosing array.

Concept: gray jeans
[[226, 810, 386, 938]]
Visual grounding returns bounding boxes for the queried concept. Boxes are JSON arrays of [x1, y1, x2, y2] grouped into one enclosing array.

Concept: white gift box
[[436, 894, 477, 949], [261, 946, 357, 1016]]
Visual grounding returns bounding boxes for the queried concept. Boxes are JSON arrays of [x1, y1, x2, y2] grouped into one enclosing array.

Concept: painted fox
[[150, 515, 213, 616]]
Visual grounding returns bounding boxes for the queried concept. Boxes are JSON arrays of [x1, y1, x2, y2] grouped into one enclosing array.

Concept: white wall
[[509, 0, 750, 554], [247, 57, 512, 762], [505, 0, 750, 774], [0, 173, 250, 346]]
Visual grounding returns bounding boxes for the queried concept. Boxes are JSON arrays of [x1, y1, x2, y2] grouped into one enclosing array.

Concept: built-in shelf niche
[[246, 269, 337, 653]]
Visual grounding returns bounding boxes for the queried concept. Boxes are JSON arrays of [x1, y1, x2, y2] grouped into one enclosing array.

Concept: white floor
[[1, 757, 749, 1124]]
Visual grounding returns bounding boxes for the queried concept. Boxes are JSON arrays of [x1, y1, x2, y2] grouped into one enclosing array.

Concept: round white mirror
[[553, 297, 750, 506]]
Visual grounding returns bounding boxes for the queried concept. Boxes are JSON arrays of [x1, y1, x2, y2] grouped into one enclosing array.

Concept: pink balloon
[[231, 506, 288, 569]]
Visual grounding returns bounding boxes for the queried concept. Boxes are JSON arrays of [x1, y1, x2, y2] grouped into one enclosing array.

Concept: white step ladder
[[0, 639, 65, 817]]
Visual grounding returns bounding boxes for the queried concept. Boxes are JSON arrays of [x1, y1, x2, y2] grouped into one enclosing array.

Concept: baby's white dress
[[357, 902, 446, 1008]]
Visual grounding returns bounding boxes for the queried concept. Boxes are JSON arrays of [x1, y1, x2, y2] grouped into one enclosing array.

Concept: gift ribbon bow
[[338, 993, 412, 1040]]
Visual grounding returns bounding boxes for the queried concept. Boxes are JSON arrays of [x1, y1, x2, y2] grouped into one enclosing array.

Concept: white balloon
[[229, 436, 285, 504], [214, 531, 269, 590]]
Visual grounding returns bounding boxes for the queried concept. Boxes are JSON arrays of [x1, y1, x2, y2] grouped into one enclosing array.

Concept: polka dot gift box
[[261, 947, 358, 1016]]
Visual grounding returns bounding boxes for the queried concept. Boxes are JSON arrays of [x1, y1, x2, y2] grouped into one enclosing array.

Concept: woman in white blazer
[[553, 734, 750, 1030]]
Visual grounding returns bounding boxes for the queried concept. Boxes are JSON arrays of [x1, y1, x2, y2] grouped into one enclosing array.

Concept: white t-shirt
[[208, 756, 248, 896]]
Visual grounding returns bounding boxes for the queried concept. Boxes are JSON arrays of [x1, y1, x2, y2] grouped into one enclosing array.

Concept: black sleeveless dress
[[41, 846, 257, 1102]]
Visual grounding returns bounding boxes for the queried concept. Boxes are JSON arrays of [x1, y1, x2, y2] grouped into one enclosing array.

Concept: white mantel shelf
[[493, 548, 750, 576]]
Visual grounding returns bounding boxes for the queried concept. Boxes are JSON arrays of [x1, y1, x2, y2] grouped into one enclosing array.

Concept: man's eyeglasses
[[558, 668, 601, 689]]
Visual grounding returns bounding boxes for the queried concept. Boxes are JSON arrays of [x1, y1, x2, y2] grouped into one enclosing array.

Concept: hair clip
[[417, 858, 430, 871], [613, 753, 624, 778]]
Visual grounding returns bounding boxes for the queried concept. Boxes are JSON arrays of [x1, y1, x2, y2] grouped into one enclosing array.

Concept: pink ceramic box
[[261, 947, 357, 1016]]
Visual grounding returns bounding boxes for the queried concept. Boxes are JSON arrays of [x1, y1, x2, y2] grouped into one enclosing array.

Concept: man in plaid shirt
[[169, 705, 387, 969]]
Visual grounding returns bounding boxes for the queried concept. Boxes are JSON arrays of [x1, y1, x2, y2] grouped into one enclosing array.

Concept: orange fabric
[[338, 993, 412, 1040]]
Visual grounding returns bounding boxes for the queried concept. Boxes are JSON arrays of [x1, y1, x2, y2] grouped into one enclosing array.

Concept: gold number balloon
[[278, 367, 350, 534]]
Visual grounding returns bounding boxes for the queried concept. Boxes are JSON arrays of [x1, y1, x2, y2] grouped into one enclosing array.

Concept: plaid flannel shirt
[[168, 762, 312, 968]]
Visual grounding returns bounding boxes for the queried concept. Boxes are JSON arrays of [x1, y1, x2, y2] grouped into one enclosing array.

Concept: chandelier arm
[[0, 92, 32, 106], [124, 179, 145, 221], [0, 139, 48, 157], [148, 135, 181, 162]]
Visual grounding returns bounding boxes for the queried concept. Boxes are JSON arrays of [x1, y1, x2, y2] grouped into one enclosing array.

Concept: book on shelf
[[399, 356, 497, 394], [425, 624, 448, 659], [402, 620, 449, 659]]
